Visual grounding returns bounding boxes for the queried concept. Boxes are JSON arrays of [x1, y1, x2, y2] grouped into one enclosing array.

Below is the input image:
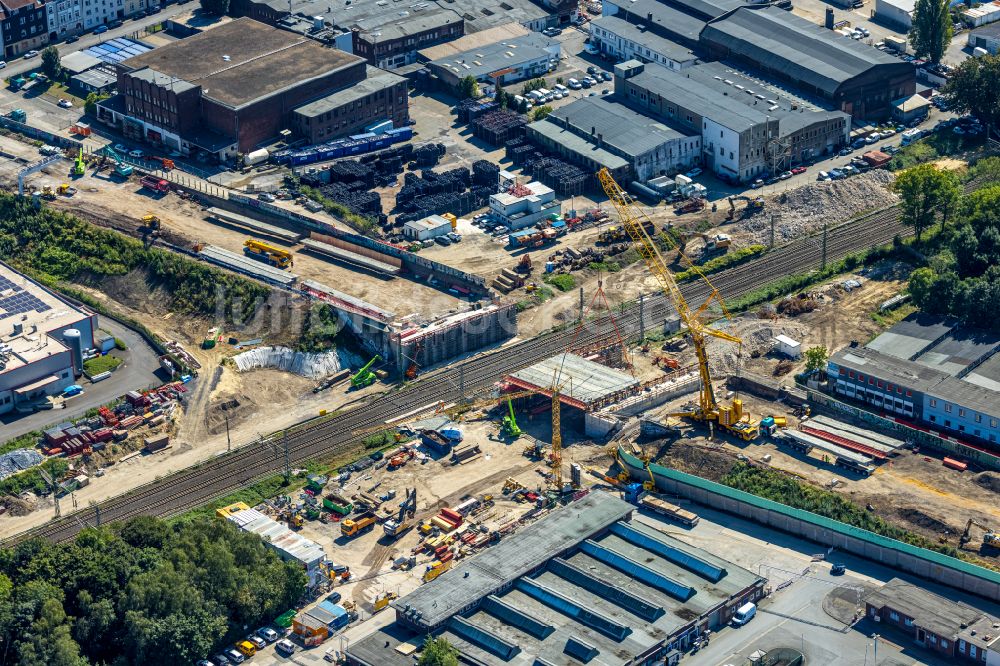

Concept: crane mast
[[597, 168, 758, 439]]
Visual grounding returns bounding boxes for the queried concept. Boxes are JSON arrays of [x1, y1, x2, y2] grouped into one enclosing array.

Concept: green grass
[[588, 261, 622, 272], [0, 431, 42, 456], [676, 245, 767, 282], [544, 274, 576, 292], [888, 132, 984, 171], [870, 302, 917, 328], [83, 354, 122, 376]]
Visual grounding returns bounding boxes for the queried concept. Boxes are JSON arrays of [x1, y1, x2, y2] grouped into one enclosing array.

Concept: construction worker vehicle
[[7, 109, 26, 123], [383, 488, 417, 539], [40, 185, 56, 200], [674, 197, 706, 214], [422, 559, 453, 582], [243, 239, 293, 269], [140, 175, 170, 194], [501, 396, 522, 439], [599, 168, 759, 441], [57, 183, 76, 196], [726, 195, 764, 221], [350, 355, 381, 388], [72, 148, 86, 177], [961, 518, 1000, 547], [341, 510, 378, 537]]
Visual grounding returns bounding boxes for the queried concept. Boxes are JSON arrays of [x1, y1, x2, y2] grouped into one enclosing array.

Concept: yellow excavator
[[598, 168, 758, 440]]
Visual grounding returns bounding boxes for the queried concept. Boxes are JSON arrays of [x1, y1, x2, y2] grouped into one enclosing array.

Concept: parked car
[[326, 591, 343, 604], [65, 35, 79, 43], [223, 649, 244, 664], [601, 71, 612, 81], [197, 661, 215, 666], [778, 170, 792, 180], [791, 166, 807, 175], [247, 635, 266, 650], [567, 77, 582, 89], [831, 563, 847, 575], [838, 147, 852, 156], [851, 138, 867, 149], [257, 192, 276, 202], [93, 25, 108, 34], [128, 149, 144, 158], [276, 639, 296, 655], [817, 171, 830, 181], [731, 602, 757, 627], [23, 50, 38, 59], [750, 179, 764, 189], [434, 235, 451, 246], [586, 65, 598, 75], [686, 167, 703, 178], [257, 627, 280, 643], [108, 19, 123, 28], [864, 134, 879, 144], [57, 98, 73, 108], [212, 655, 232, 666]]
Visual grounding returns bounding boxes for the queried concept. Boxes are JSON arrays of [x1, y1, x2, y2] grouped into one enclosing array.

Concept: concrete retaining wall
[[616, 446, 1000, 604]]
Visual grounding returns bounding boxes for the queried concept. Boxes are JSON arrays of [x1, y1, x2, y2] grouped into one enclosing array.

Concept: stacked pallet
[[471, 110, 527, 146], [472, 160, 500, 187], [526, 156, 589, 196]]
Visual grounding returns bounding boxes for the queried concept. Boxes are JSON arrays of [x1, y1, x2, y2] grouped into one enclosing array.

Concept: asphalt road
[[0, 315, 166, 439]]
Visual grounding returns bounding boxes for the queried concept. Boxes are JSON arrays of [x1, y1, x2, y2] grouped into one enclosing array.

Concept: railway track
[[4, 199, 911, 546]]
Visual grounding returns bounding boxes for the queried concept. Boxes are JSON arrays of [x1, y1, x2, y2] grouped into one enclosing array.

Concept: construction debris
[[232, 346, 344, 379], [737, 170, 898, 245], [0, 449, 43, 480]]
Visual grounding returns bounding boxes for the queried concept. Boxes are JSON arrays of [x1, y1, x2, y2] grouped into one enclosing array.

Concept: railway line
[[4, 199, 911, 546]]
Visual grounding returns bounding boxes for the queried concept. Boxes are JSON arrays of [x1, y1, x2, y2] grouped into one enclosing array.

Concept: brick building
[[98, 18, 408, 159], [865, 578, 998, 662], [291, 66, 408, 144], [1, 0, 47, 59]]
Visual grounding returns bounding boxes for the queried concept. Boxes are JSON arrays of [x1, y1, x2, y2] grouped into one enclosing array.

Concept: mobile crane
[[243, 239, 293, 269], [598, 168, 758, 440], [350, 355, 382, 389]]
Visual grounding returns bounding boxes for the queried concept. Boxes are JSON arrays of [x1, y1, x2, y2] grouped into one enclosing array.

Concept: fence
[[616, 446, 1000, 604], [0, 116, 83, 149]]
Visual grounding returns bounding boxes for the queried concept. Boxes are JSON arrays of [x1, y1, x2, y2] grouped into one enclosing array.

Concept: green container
[[322, 493, 353, 515], [275, 610, 296, 628]]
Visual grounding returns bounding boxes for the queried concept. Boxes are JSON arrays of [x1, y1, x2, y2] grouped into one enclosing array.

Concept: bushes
[[299, 185, 378, 235], [721, 462, 964, 560], [0, 195, 269, 322], [675, 245, 767, 282], [544, 273, 576, 292], [83, 354, 122, 376]]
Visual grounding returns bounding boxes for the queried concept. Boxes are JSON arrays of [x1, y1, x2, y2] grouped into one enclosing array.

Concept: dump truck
[[140, 175, 170, 193], [322, 493, 353, 515], [341, 510, 378, 537], [244, 239, 293, 268]]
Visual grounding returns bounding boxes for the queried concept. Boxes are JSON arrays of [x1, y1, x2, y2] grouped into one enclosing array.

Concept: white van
[[526, 90, 544, 103], [553, 83, 568, 94], [731, 602, 756, 626]]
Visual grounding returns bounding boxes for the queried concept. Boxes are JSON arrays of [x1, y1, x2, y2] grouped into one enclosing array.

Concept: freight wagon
[[275, 127, 413, 168]]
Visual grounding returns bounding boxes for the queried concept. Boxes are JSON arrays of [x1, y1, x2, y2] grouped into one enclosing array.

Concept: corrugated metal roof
[[526, 120, 630, 171], [225, 507, 326, 567], [548, 97, 692, 159], [701, 6, 906, 96], [590, 16, 698, 63], [618, 447, 1000, 586]]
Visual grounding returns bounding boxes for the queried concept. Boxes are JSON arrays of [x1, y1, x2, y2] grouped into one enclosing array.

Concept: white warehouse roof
[[225, 506, 326, 568]]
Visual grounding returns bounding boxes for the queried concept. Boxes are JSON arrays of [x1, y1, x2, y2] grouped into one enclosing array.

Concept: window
[[839, 368, 846, 376], [971, 645, 977, 658], [869, 377, 875, 385], [929, 635, 937, 645], [945, 404, 952, 413], [930, 398, 937, 407], [941, 639, 948, 649], [904, 617, 913, 627], [960, 639, 967, 653], [849, 371, 855, 379], [889, 611, 899, 621], [959, 408, 966, 417], [976, 413, 982, 423], [877, 381, 883, 389], [907, 390, 912, 397]]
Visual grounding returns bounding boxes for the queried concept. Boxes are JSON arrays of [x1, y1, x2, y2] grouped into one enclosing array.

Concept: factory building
[[402, 214, 453, 241], [346, 491, 766, 665], [601, 0, 740, 50], [589, 16, 699, 71], [0, 262, 98, 416], [527, 96, 702, 184], [828, 313, 1000, 445], [875, 0, 915, 30], [865, 578, 1000, 662], [615, 60, 848, 183], [218, 502, 328, 586], [490, 173, 561, 230], [426, 32, 560, 90], [968, 23, 1000, 55], [700, 6, 914, 120], [97, 19, 409, 158]]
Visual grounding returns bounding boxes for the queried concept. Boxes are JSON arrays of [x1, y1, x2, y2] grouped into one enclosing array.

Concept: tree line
[[895, 158, 1000, 330], [0, 517, 307, 665], [0, 195, 270, 323]]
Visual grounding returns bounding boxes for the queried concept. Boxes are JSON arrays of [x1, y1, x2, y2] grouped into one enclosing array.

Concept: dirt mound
[[660, 441, 735, 481], [736, 170, 898, 245], [896, 507, 953, 535], [974, 472, 1000, 494]]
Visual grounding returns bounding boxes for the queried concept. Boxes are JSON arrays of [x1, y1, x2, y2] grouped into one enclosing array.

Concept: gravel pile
[[737, 170, 898, 245], [0, 449, 43, 481], [705, 319, 811, 376]]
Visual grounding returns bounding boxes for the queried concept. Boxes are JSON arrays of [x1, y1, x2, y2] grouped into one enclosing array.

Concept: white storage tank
[[63, 328, 83, 376], [245, 148, 270, 166]]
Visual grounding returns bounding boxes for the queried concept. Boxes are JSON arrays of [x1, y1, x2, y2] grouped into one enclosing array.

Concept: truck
[[383, 516, 414, 538], [7, 109, 26, 122], [322, 493, 354, 515], [341, 510, 378, 537], [244, 239, 293, 268], [638, 493, 700, 527], [140, 175, 170, 193]]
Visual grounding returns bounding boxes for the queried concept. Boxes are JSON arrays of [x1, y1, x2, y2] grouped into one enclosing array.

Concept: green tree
[[458, 75, 480, 99], [908, 267, 938, 306], [803, 346, 828, 374], [199, 0, 230, 15], [909, 0, 952, 63], [419, 636, 459, 666], [494, 84, 507, 109], [944, 54, 1000, 137], [40, 46, 62, 80], [531, 105, 553, 121], [891, 163, 960, 242]]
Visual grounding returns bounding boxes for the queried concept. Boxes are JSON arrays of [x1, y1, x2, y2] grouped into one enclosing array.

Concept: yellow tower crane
[[597, 168, 758, 440]]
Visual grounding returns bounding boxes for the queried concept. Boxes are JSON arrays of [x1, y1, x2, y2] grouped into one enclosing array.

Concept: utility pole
[[578, 286, 584, 322], [224, 410, 232, 453], [770, 213, 777, 248], [459, 364, 465, 404], [872, 633, 880, 665], [91, 501, 101, 528], [821, 220, 828, 270]]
